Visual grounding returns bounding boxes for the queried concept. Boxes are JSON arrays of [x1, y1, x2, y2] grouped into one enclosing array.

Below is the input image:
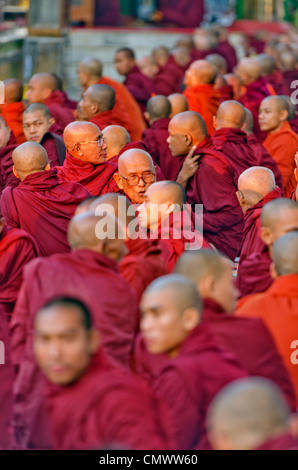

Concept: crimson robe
[[264, 70, 288, 96], [0, 307, 14, 449], [124, 66, 155, 112], [142, 117, 171, 167], [255, 433, 298, 451], [48, 121, 63, 136], [216, 84, 234, 103], [184, 139, 244, 260], [282, 69, 297, 95], [216, 40, 238, 73], [183, 84, 219, 136], [90, 109, 122, 130], [161, 55, 188, 92], [0, 133, 19, 198], [154, 67, 179, 97], [43, 90, 75, 130], [159, 0, 204, 28], [1, 168, 90, 257], [247, 133, 283, 189], [11, 249, 138, 448], [153, 324, 247, 450], [202, 298, 296, 412], [57, 151, 119, 196], [40, 132, 66, 168], [0, 226, 38, 319], [43, 350, 173, 450], [236, 187, 282, 298], [0, 101, 26, 144], [120, 238, 169, 304]]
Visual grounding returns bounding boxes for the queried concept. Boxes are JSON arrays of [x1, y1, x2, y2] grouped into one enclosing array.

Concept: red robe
[[57, 151, 119, 196], [158, 55, 188, 92], [124, 66, 155, 112], [183, 84, 219, 136], [247, 132, 283, 189], [43, 90, 75, 130], [90, 109, 121, 130], [202, 298, 296, 412], [0, 307, 14, 449], [255, 433, 298, 451], [216, 84, 234, 103], [159, 0, 204, 28], [282, 69, 297, 95], [11, 249, 138, 448], [235, 187, 282, 298], [43, 350, 173, 450], [1, 168, 90, 257], [0, 226, 38, 319], [216, 40, 238, 73], [142, 117, 171, 167], [264, 71, 288, 96], [120, 238, 169, 304], [153, 324, 247, 450], [0, 101, 26, 144], [40, 132, 66, 168], [154, 67, 179, 97], [0, 133, 20, 198], [185, 138, 244, 260]]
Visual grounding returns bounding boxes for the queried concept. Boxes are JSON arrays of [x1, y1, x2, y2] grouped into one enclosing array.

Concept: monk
[[0, 306, 14, 449], [242, 108, 283, 189], [205, 55, 233, 104], [138, 181, 209, 272], [150, 54, 180, 97], [0, 116, 19, 197], [224, 73, 242, 100], [256, 53, 287, 95], [57, 121, 119, 196], [102, 125, 130, 162], [0, 79, 26, 144], [207, 378, 298, 450], [183, 60, 219, 135], [78, 57, 146, 140], [168, 93, 189, 118], [89, 193, 168, 304], [152, 46, 169, 69], [26, 73, 74, 130], [237, 232, 298, 405], [139, 274, 247, 449], [236, 57, 273, 140], [78, 84, 120, 129], [168, 111, 244, 260], [260, 96, 298, 197], [0, 209, 38, 319], [33, 297, 173, 450], [278, 50, 297, 95], [154, 47, 190, 94], [211, 100, 258, 179], [113, 149, 157, 205], [10, 212, 138, 448], [0, 142, 90, 256], [236, 167, 281, 298], [175, 249, 296, 411], [114, 47, 156, 111], [22, 103, 66, 167]]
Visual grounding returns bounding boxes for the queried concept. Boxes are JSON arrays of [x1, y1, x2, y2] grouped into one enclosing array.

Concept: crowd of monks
[[0, 25, 298, 451]]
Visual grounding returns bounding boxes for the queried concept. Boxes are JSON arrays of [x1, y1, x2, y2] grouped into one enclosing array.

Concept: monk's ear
[[270, 262, 278, 280], [144, 111, 150, 123], [88, 327, 100, 354], [113, 173, 124, 190], [44, 163, 51, 171], [198, 275, 214, 298], [12, 165, 20, 179], [49, 117, 55, 127], [260, 226, 274, 248], [185, 133, 193, 145], [280, 109, 288, 122], [182, 307, 200, 332], [42, 87, 52, 101], [213, 115, 217, 130]]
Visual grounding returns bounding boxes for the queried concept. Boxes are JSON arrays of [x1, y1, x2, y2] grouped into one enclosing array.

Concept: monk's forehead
[[261, 97, 284, 112], [65, 123, 100, 143], [169, 116, 190, 133], [23, 110, 47, 122], [119, 153, 154, 174]]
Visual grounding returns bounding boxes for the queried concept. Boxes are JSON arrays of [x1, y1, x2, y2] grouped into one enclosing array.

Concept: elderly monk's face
[[259, 100, 286, 133], [140, 289, 190, 357], [167, 120, 190, 157], [27, 77, 49, 104], [34, 306, 97, 386], [115, 157, 156, 205], [23, 110, 54, 143], [0, 121, 11, 148], [114, 52, 134, 76], [72, 127, 107, 164]]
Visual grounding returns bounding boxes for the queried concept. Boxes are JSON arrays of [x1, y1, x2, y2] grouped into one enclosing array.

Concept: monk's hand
[[176, 146, 201, 188]]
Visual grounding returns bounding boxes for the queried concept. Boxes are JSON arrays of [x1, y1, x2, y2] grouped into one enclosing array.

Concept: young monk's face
[[27, 77, 49, 104], [34, 306, 97, 385], [114, 52, 134, 76], [23, 110, 53, 143], [167, 120, 191, 157], [259, 100, 285, 132]]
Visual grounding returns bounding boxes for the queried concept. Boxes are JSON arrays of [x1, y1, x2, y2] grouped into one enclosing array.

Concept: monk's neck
[[267, 121, 287, 135]]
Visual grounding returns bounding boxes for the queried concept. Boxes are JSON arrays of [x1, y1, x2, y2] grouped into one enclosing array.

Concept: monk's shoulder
[[236, 292, 272, 317]]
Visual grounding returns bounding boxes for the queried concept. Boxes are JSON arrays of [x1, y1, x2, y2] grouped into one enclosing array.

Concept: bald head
[[236, 58, 262, 86], [4, 79, 23, 103], [102, 125, 130, 161], [63, 121, 107, 164], [205, 54, 228, 75], [278, 50, 297, 72], [146, 95, 171, 122], [152, 46, 169, 67], [27, 73, 57, 104], [171, 46, 191, 67], [259, 96, 290, 133], [242, 108, 254, 135], [185, 60, 217, 87], [256, 54, 277, 76], [118, 148, 154, 174], [168, 111, 207, 156], [12, 142, 49, 181], [84, 84, 115, 112], [64, 121, 100, 150], [79, 58, 102, 78], [207, 377, 290, 450], [137, 56, 158, 79], [168, 94, 189, 118], [145, 181, 186, 208], [272, 231, 298, 276], [238, 167, 276, 212], [215, 100, 246, 129]]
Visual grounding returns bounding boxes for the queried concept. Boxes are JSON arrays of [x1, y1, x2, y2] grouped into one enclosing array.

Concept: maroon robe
[[48, 121, 63, 136], [159, 0, 204, 28], [0, 133, 19, 198], [11, 249, 138, 448], [90, 110, 122, 130], [120, 238, 169, 304], [1, 168, 90, 257], [153, 324, 247, 450], [247, 133, 283, 189], [255, 433, 298, 450], [202, 298, 297, 412], [184, 138, 244, 260], [124, 66, 155, 112], [264, 71, 288, 96], [161, 55, 188, 91], [235, 187, 282, 298], [0, 226, 38, 319], [282, 70, 298, 95], [216, 40, 238, 73], [43, 350, 173, 450], [216, 84, 234, 103], [43, 90, 75, 130], [142, 117, 171, 167], [57, 151, 119, 196], [154, 68, 179, 97], [0, 307, 14, 449], [40, 132, 66, 168]]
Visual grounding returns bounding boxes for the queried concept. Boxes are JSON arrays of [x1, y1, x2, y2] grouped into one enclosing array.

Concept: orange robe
[[0, 102, 26, 144], [262, 122, 298, 198], [237, 274, 298, 406], [183, 84, 219, 135], [97, 77, 146, 141]]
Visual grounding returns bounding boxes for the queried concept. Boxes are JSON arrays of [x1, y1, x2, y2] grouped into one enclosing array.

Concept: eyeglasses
[[72, 135, 106, 150], [119, 170, 156, 186]]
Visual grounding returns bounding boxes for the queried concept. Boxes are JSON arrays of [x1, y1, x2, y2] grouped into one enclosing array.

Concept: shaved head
[[272, 231, 298, 276], [4, 79, 23, 103], [215, 100, 246, 129], [145, 180, 186, 207], [238, 167, 276, 212], [236, 58, 262, 86], [259, 96, 290, 133], [78, 58, 103, 78], [102, 125, 130, 161], [12, 142, 49, 180], [242, 108, 254, 135], [137, 56, 158, 80], [63, 121, 107, 164], [146, 95, 171, 120], [256, 54, 277, 76], [171, 46, 191, 67], [207, 377, 290, 450], [168, 93, 189, 117], [64, 121, 101, 150], [262, 95, 289, 113], [152, 46, 169, 67], [23, 102, 51, 120], [279, 95, 296, 121], [169, 111, 207, 141], [185, 60, 217, 87], [84, 84, 115, 111], [278, 50, 297, 72], [27, 73, 57, 104], [205, 54, 228, 75]]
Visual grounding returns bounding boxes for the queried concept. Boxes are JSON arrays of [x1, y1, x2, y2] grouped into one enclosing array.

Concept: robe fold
[[0, 133, 19, 198], [0, 307, 14, 449], [0, 101, 26, 144], [1, 168, 90, 256], [235, 187, 282, 298], [40, 132, 66, 168], [262, 121, 298, 198], [57, 151, 119, 196], [10, 249, 138, 448], [43, 90, 75, 130], [237, 274, 298, 406], [183, 84, 219, 136], [202, 298, 296, 412], [0, 226, 38, 319], [124, 66, 155, 112], [153, 324, 247, 450], [43, 350, 174, 450]]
